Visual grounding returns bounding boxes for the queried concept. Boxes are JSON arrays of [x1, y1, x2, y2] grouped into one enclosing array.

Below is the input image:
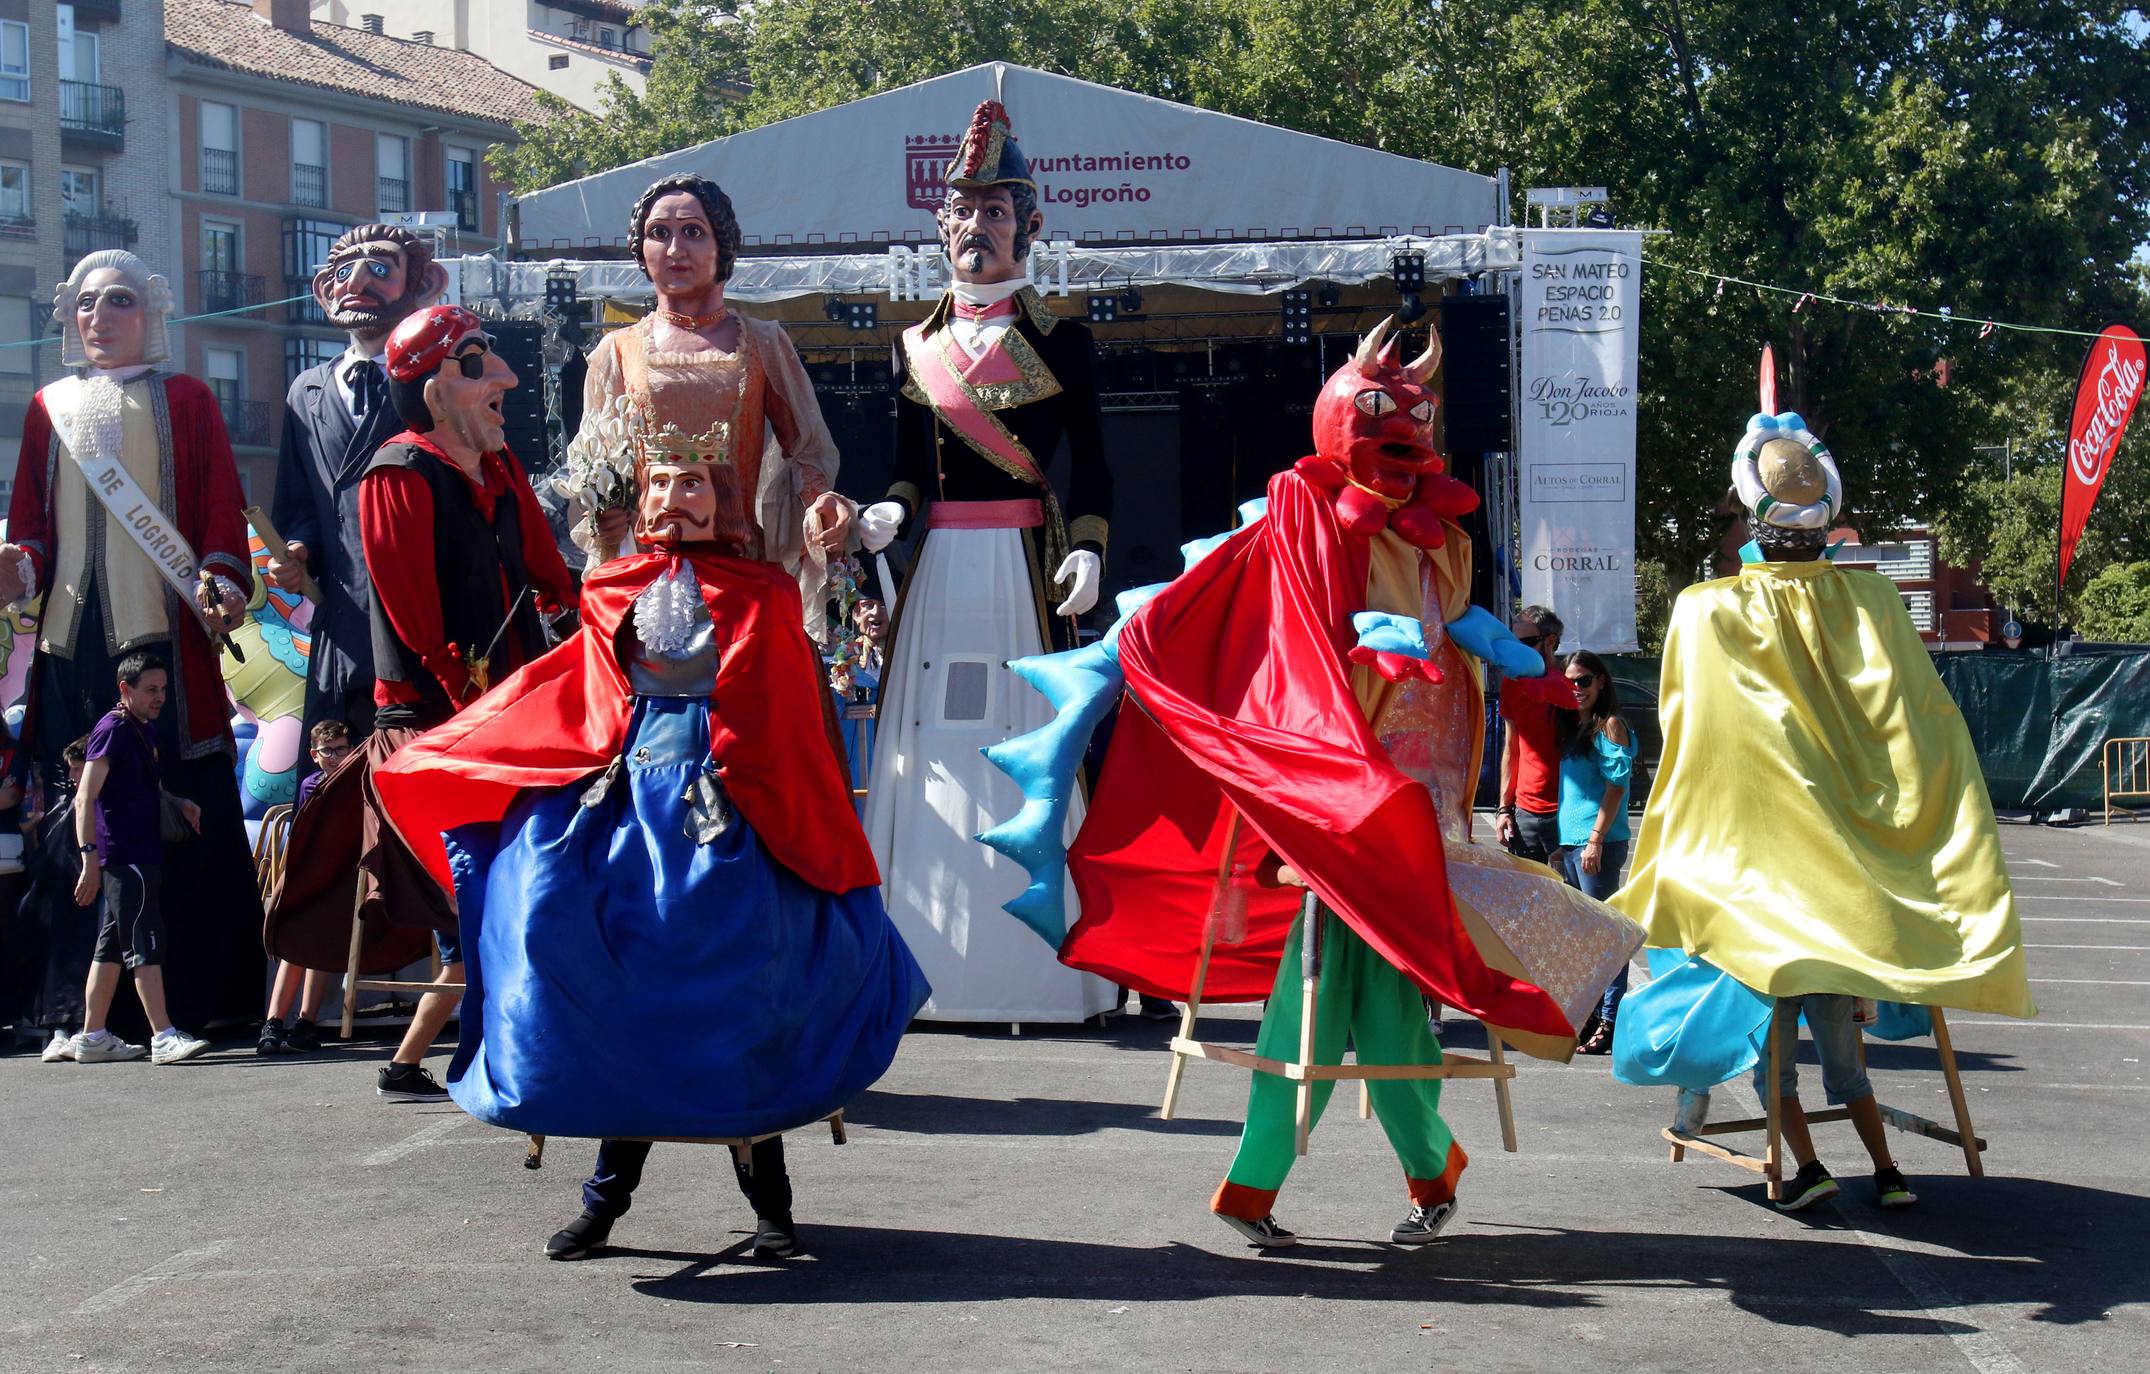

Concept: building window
[[206, 347, 244, 409], [0, 21, 29, 104], [548, 53, 569, 70], [376, 134, 410, 213], [0, 161, 31, 233], [291, 118, 328, 208], [201, 101, 239, 196], [447, 147, 480, 233], [597, 27, 617, 48], [0, 297, 34, 376], [59, 9, 99, 84], [286, 335, 342, 385], [61, 167, 99, 217], [203, 219, 241, 274]]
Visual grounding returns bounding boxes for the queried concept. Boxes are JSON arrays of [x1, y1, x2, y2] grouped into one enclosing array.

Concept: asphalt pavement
[[2, 818, 2145, 1373]]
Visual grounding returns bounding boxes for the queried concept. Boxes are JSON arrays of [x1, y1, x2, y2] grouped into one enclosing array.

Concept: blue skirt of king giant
[[442, 696, 929, 1139]]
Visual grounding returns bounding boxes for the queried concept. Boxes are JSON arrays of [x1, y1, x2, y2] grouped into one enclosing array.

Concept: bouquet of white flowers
[[555, 391, 644, 561]]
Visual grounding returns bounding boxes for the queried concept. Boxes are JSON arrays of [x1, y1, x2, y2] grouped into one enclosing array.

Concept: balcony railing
[[218, 397, 274, 448], [450, 188, 480, 233], [63, 210, 139, 265], [201, 148, 239, 197], [292, 162, 327, 208], [286, 278, 329, 327], [196, 269, 267, 318], [59, 81, 126, 145], [0, 215, 35, 243], [72, 0, 123, 19], [377, 176, 410, 213]]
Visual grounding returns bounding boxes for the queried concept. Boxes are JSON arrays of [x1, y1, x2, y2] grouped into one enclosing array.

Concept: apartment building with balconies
[[164, 0, 546, 499], [0, 0, 174, 508], [310, 0, 651, 114]]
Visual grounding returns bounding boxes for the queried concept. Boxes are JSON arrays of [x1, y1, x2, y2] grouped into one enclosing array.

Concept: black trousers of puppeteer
[[581, 1136, 793, 1223]]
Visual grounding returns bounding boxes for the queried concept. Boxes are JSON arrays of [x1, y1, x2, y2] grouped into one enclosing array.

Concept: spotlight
[[1086, 293, 1119, 324], [1397, 290, 1429, 326], [844, 301, 878, 331], [1583, 205, 1616, 229], [1390, 251, 1426, 293], [824, 298, 848, 323], [1119, 284, 1143, 315], [1281, 289, 1313, 346], [1316, 282, 1340, 308], [543, 267, 579, 312]]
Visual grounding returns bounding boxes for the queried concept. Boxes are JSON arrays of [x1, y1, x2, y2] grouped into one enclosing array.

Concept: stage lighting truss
[[1281, 289, 1313, 346], [1087, 293, 1120, 324]]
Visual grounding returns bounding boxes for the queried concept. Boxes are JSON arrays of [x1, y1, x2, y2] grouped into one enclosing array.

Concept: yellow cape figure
[[1613, 558, 2035, 1019]]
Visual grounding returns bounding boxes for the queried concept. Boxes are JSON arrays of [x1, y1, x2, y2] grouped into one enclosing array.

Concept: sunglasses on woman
[[1567, 672, 1597, 688]]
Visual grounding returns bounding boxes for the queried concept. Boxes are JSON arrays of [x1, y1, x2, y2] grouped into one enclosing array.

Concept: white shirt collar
[[90, 363, 152, 383], [950, 277, 1028, 307]]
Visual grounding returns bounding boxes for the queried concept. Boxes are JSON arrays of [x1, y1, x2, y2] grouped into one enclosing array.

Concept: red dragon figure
[[1296, 316, 1478, 547]]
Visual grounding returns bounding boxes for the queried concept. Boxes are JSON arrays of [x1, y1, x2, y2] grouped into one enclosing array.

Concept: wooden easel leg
[[1488, 1031, 1518, 1153], [1928, 1007, 1984, 1178], [1293, 897, 1322, 1157], [1764, 1001, 1788, 1201], [1162, 811, 1239, 1121], [340, 884, 365, 1040]]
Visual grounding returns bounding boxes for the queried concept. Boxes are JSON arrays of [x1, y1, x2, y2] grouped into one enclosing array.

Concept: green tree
[[2075, 561, 2150, 642]]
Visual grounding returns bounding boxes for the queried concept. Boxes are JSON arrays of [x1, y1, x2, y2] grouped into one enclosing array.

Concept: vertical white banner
[[1516, 228, 1641, 651]]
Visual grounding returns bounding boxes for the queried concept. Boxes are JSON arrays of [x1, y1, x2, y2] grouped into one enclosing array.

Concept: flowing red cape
[[1062, 468, 1569, 1038], [373, 550, 878, 897]]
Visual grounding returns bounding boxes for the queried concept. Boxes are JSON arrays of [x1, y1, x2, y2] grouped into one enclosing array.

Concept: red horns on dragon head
[[1299, 316, 1478, 547]]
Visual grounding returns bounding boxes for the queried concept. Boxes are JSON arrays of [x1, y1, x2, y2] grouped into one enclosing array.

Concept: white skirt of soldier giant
[[864, 524, 1117, 1023]]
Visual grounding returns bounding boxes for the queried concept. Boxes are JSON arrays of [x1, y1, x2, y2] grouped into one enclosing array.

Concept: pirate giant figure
[[0, 250, 264, 1031], [858, 100, 1116, 1023]]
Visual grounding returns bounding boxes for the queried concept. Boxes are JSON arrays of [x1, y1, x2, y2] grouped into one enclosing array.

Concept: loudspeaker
[[487, 321, 551, 471], [1439, 294, 1512, 456]]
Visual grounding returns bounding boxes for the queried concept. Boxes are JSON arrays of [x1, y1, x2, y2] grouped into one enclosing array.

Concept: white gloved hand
[[857, 501, 905, 553], [1053, 549, 1102, 618]]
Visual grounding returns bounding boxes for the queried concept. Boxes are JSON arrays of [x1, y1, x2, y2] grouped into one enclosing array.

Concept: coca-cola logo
[[2070, 336, 2147, 487]]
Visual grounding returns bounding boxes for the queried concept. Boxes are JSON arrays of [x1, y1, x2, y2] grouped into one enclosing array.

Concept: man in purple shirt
[[67, 652, 210, 1065]]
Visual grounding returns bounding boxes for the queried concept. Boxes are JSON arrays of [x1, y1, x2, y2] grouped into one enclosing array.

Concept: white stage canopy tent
[[511, 62, 1502, 254]]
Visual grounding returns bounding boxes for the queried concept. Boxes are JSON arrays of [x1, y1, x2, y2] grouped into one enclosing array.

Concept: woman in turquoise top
[[1556, 649, 1637, 1053]]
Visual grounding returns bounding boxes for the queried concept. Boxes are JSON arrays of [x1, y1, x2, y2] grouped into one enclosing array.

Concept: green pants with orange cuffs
[[1211, 907, 1467, 1222]]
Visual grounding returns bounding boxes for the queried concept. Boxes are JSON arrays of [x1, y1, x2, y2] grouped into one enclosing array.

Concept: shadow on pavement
[[617, 1177, 2148, 1334], [847, 1087, 1240, 1137]]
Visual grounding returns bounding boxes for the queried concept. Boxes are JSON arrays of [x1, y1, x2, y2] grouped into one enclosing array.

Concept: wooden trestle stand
[[1158, 819, 1520, 1156], [1661, 999, 1986, 1200]]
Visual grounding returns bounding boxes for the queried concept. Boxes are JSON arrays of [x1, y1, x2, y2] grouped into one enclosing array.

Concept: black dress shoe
[[752, 1214, 798, 1258], [545, 1209, 614, 1261]]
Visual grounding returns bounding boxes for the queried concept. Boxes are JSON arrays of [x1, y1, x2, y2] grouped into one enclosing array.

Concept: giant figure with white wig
[[0, 250, 264, 1032]]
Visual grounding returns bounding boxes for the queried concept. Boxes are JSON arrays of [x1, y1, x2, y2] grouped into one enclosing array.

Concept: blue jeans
[[1751, 993, 1873, 1106], [1558, 839, 1630, 1023]]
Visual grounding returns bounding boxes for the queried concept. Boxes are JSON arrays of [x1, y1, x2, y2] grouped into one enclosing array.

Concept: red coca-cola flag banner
[[2059, 323, 2146, 595]]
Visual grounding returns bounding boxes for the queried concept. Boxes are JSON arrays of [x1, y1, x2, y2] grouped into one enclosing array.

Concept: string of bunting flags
[[1645, 257, 2118, 342]]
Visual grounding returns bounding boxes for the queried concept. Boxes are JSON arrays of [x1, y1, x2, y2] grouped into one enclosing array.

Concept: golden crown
[[636, 416, 735, 470]]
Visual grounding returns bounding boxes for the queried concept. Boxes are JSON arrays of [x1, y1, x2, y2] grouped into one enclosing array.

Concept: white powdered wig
[[54, 250, 174, 368]]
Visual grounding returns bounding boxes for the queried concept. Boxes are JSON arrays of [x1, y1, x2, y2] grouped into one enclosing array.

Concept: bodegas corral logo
[[904, 133, 1195, 211]]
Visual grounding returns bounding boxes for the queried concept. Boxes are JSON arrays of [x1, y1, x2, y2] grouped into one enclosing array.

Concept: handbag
[[159, 792, 194, 844]]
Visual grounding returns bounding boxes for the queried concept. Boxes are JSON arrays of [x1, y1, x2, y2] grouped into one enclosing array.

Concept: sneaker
[[752, 1214, 799, 1259], [1874, 1165, 1918, 1209], [544, 1209, 613, 1261], [1671, 1088, 1712, 1137], [41, 1030, 74, 1063], [151, 1029, 210, 1065], [1776, 1159, 1840, 1212], [1215, 1212, 1298, 1248], [377, 1061, 450, 1102], [282, 1018, 322, 1054], [72, 1031, 147, 1063], [1390, 1199, 1460, 1244], [257, 1017, 285, 1056]]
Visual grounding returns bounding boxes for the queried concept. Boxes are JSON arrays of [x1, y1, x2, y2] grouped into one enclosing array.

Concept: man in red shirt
[[1494, 605, 1575, 864]]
